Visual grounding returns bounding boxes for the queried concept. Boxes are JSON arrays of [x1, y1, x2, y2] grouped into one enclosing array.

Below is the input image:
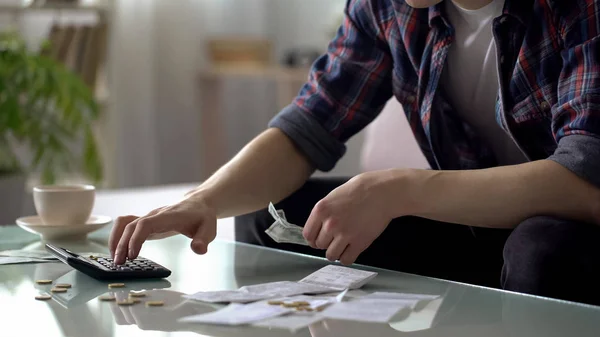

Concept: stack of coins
[[269, 300, 314, 311], [34, 280, 73, 301], [96, 289, 165, 307]]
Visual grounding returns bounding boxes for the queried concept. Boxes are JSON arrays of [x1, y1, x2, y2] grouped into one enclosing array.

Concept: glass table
[[1, 224, 599, 337]]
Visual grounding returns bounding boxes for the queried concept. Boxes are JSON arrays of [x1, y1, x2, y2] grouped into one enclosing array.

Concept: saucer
[[16, 215, 112, 241]]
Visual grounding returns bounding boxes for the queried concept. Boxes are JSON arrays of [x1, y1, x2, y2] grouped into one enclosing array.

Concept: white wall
[[266, 0, 345, 59], [121, 0, 358, 187], [8, 0, 362, 188], [109, 0, 160, 187]]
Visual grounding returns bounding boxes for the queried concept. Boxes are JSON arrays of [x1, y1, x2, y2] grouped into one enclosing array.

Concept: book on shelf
[[45, 23, 107, 94], [82, 23, 107, 90]]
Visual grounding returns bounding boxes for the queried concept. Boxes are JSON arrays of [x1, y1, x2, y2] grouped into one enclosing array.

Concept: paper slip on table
[[1, 223, 599, 337]]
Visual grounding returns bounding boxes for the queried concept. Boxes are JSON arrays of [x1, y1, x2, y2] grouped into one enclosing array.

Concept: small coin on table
[[108, 283, 126, 289], [55, 283, 72, 289], [145, 301, 164, 307], [35, 280, 53, 285], [35, 295, 52, 301], [117, 300, 136, 306], [98, 295, 116, 301]]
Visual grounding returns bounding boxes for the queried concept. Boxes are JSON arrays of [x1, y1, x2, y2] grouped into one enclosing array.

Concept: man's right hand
[[108, 195, 217, 265], [108, 128, 314, 265]]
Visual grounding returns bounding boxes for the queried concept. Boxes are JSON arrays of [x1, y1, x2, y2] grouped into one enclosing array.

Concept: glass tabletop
[[1, 224, 599, 337]]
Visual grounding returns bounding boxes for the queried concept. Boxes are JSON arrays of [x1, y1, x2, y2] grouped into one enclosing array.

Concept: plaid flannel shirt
[[270, 0, 600, 187]]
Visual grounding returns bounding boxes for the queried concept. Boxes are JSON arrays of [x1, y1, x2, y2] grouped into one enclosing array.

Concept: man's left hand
[[302, 172, 395, 265]]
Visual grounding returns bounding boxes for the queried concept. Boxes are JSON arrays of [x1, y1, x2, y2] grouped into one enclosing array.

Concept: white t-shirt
[[441, 0, 526, 165]]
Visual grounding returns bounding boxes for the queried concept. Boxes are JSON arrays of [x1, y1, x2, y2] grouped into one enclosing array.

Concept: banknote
[[265, 203, 309, 246]]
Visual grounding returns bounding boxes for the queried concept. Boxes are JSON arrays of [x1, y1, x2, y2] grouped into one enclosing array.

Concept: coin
[[131, 299, 142, 304], [98, 295, 116, 301], [129, 292, 146, 298], [35, 280, 52, 285], [267, 301, 284, 305], [35, 295, 52, 301], [50, 287, 67, 293], [55, 283, 71, 289], [117, 300, 135, 306], [283, 301, 309, 308], [108, 283, 125, 289], [145, 301, 164, 307]]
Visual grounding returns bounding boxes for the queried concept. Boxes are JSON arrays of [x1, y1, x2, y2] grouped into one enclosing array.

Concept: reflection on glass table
[[1, 223, 600, 337]]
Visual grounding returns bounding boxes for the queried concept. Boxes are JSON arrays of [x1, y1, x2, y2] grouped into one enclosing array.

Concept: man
[[110, 0, 600, 305]]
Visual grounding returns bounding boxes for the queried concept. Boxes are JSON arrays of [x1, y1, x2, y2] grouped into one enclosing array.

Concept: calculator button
[[144, 267, 153, 271]]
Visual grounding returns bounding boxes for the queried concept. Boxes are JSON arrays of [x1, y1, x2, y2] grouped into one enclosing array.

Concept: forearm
[[189, 128, 314, 219], [381, 160, 600, 228]]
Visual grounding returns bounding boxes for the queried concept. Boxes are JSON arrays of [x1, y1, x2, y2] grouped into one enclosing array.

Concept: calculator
[[45, 243, 171, 281]]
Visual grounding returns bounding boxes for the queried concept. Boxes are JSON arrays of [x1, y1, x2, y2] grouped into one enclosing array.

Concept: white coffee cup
[[33, 185, 95, 226]]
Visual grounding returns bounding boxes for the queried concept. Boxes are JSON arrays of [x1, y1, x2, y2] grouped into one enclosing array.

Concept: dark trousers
[[235, 177, 600, 306]]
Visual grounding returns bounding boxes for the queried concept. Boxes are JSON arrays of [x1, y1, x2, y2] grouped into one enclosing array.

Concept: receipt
[[253, 314, 324, 332], [0, 250, 57, 260], [0, 257, 55, 265], [186, 281, 336, 304], [299, 265, 378, 290], [320, 299, 409, 323], [240, 281, 335, 297], [179, 302, 291, 326], [184, 290, 274, 303]]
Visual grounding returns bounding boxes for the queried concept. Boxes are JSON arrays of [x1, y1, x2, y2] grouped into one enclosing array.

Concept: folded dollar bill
[[265, 203, 309, 246]]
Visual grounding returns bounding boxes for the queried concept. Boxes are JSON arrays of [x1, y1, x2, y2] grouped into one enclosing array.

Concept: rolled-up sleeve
[[269, 0, 394, 172], [547, 2, 600, 188]]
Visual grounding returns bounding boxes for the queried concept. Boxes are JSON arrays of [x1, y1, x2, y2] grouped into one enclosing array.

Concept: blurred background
[[0, 0, 428, 226]]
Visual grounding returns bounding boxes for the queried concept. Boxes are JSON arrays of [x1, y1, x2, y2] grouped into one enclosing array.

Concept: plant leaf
[[0, 32, 103, 184]]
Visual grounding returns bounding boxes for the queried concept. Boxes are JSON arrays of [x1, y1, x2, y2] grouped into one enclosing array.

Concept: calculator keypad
[[92, 256, 164, 273]]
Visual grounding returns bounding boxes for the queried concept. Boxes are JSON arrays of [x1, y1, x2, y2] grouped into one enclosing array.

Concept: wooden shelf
[[198, 65, 310, 82]]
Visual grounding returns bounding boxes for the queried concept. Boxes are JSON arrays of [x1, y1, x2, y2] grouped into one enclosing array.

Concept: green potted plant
[[0, 31, 102, 225]]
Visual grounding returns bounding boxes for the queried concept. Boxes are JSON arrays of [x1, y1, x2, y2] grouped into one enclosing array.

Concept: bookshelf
[[1, 0, 115, 187], [0, 3, 108, 12], [0, 1, 112, 100]]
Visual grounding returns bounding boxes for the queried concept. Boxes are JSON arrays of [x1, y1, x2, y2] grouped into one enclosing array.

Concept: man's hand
[[108, 195, 217, 265], [302, 172, 394, 265]]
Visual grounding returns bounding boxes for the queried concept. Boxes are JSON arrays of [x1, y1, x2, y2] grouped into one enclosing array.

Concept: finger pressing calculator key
[[45, 243, 171, 280]]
